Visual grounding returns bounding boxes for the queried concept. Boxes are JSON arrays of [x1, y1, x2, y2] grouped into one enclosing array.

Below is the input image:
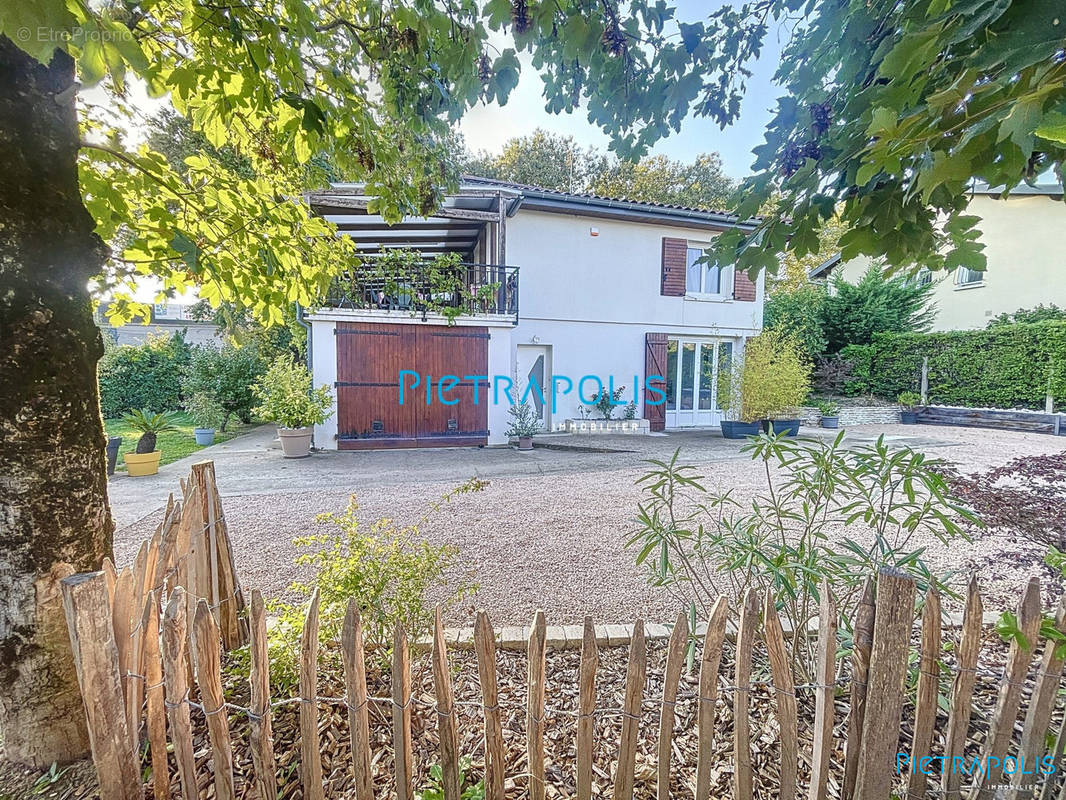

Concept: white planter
[[564, 418, 651, 435], [277, 426, 313, 458]]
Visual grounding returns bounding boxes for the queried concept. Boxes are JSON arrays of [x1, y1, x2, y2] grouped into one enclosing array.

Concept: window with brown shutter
[[661, 237, 687, 296]]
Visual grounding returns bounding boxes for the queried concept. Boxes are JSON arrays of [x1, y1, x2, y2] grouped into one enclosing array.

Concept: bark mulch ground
[[7, 629, 1061, 800]]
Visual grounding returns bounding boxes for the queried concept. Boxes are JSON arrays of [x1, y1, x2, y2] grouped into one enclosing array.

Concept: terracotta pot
[[278, 426, 313, 458], [124, 450, 162, 477], [517, 436, 533, 451]]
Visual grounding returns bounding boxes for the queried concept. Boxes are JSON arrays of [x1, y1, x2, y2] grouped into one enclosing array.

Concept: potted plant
[[741, 329, 812, 437], [817, 400, 841, 429], [505, 402, 542, 450], [252, 358, 334, 458], [898, 391, 922, 424], [121, 409, 181, 476], [718, 352, 761, 439], [186, 392, 225, 446]]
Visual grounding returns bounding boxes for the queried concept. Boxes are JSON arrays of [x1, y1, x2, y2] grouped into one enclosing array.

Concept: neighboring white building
[[304, 177, 764, 449], [97, 300, 223, 346], [810, 182, 1065, 331]]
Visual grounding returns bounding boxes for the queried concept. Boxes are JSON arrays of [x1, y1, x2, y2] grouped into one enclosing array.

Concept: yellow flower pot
[[124, 450, 162, 477]]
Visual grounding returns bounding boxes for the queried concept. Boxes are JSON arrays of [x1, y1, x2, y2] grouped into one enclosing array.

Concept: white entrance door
[[664, 339, 735, 428], [516, 344, 552, 430]]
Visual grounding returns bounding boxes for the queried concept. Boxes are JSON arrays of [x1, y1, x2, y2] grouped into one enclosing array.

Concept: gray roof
[[459, 175, 758, 230]]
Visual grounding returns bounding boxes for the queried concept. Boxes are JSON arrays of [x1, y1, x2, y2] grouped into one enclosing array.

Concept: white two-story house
[[304, 177, 764, 448]]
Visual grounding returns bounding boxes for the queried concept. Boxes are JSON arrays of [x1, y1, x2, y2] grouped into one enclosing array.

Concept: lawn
[[105, 412, 258, 471]]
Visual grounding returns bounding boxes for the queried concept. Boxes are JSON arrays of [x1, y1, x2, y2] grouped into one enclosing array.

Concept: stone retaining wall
[[801, 405, 901, 426]]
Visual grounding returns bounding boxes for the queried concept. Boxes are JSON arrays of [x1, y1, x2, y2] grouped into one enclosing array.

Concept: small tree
[[822, 267, 935, 354], [764, 284, 828, 360], [252, 358, 334, 430], [739, 330, 812, 421], [183, 342, 265, 430]]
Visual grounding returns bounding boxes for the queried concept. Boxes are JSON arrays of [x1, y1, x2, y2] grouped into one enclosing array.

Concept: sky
[[459, 0, 790, 181]]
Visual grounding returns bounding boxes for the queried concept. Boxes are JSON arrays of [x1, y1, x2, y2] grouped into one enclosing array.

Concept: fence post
[[808, 587, 837, 800], [576, 616, 598, 800], [854, 568, 916, 800], [907, 587, 941, 798], [341, 600, 374, 800], [764, 592, 798, 800], [842, 578, 874, 800], [299, 588, 325, 800], [943, 577, 983, 800], [527, 610, 547, 800], [612, 619, 646, 800], [1014, 592, 1066, 800], [921, 357, 929, 405], [696, 597, 729, 800], [474, 611, 506, 800], [658, 611, 689, 800], [141, 591, 169, 800], [977, 577, 1042, 798], [248, 589, 278, 800], [432, 608, 461, 800], [734, 589, 760, 800], [392, 623, 414, 800], [60, 572, 141, 800]]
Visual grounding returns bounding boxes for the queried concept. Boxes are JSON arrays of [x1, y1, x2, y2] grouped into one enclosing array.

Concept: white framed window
[[685, 244, 733, 298], [955, 266, 984, 286]]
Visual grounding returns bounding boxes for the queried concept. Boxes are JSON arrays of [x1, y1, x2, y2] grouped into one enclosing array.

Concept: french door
[[664, 338, 735, 428]]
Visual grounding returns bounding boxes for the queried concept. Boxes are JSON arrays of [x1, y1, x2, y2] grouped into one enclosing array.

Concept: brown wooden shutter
[[644, 333, 668, 432], [661, 237, 687, 296], [733, 268, 757, 301]]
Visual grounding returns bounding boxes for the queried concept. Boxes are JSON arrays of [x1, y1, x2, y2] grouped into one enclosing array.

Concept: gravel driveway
[[112, 424, 1066, 626]]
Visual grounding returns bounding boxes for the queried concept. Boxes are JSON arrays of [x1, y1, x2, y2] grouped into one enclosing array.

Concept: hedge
[[840, 321, 1066, 409], [98, 332, 192, 418]]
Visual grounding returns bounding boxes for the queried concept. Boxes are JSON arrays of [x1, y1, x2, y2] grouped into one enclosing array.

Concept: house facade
[[304, 178, 763, 448], [810, 183, 1065, 331]]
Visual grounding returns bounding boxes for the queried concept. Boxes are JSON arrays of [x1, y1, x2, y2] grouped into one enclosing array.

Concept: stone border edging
[[420, 610, 1002, 652]]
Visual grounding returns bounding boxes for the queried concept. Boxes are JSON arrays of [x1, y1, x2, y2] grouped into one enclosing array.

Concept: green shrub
[[897, 391, 922, 409], [252, 357, 333, 429], [182, 342, 265, 430], [822, 267, 935, 353], [98, 332, 191, 417], [185, 392, 226, 429], [764, 283, 828, 359], [739, 329, 811, 421], [260, 481, 485, 689], [840, 321, 1066, 409], [628, 437, 977, 678]]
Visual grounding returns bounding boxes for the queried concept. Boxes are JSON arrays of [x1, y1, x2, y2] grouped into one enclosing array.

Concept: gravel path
[[113, 424, 1066, 626]]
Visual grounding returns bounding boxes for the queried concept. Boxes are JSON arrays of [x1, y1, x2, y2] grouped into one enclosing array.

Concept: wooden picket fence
[[60, 462, 1066, 800]]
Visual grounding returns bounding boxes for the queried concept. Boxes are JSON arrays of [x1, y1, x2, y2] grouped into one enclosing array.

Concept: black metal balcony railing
[[324, 262, 519, 324]]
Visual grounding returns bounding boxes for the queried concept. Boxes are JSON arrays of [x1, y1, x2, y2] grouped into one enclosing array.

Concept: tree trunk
[[0, 36, 113, 767]]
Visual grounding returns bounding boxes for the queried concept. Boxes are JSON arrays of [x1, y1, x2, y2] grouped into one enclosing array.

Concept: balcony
[[323, 262, 519, 324]]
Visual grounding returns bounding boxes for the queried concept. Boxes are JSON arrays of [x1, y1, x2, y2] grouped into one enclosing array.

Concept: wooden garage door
[[335, 321, 489, 449]]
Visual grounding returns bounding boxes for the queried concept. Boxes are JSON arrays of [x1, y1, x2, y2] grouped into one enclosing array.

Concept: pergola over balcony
[[307, 182, 518, 262], [307, 183, 520, 323]]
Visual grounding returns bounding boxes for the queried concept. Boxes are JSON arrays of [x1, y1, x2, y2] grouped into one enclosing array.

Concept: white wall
[[310, 319, 337, 447], [506, 210, 764, 425], [831, 193, 1066, 331]]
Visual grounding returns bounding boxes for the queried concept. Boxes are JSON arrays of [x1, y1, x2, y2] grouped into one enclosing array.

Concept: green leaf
[[1035, 110, 1066, 145]]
